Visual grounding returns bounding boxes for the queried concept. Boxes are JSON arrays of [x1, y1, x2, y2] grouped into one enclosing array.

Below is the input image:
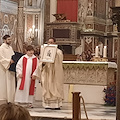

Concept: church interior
[[0, 0, 119, 119]]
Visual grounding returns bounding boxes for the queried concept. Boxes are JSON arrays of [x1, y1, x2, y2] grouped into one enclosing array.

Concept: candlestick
[[95, 46, 98, 57], [103, 46, 107, 58]]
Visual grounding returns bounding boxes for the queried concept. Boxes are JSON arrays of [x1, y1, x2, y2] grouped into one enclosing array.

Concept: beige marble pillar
[[32, 0, 37, 7], [24, 14, 27, 42], [16, 0, 24, 53], [115, 0, 120, 6], [116, 32, 120, 119], [50, 0, 57, 22]]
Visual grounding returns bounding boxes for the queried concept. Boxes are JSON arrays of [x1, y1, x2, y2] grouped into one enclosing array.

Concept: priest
[[0, 35, 15, 102], [34, 37, 64, 110]]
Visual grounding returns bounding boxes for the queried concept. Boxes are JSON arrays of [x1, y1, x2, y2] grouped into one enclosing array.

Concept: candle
[[35, 29, 38, 37], [32, 25, 35, 34], [95, 46, 98, 57], [29, 28, 32, 37], [115, 0, 120, 7], [103, 46, 107, 58]]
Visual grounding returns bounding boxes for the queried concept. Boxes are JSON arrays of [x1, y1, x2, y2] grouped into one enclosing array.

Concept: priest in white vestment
[[15, 45, 39, 108], [0, 35, 15, 103], [35, 37, 64, 110]]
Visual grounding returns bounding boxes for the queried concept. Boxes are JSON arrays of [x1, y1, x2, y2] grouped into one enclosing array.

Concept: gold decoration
[[63, 63, 108, 70]]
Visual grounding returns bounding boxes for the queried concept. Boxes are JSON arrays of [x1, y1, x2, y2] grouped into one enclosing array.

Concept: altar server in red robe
[[15, 45, 39, 108]]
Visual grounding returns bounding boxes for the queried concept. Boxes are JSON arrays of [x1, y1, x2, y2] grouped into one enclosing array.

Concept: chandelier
[[27, 25, 38, 44]]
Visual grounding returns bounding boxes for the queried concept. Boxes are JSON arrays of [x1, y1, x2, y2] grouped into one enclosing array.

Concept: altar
[[63, 61, 117, 86], [62, 61, 117, 104]]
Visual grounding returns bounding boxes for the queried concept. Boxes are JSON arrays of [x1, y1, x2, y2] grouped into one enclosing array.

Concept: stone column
[[37, 0, 41, 7], [115, 0, 120, 7], [32, 0, 37, 7], [24, 14, 27, 42], [38, 0, 45, 45], [16, 0, 24, 53], [50, 0, 57, 22], [116, 32, 120, 120], [111, 7, 120, 120]]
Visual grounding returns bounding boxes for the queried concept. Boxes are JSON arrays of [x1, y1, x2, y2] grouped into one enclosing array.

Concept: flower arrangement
[[103, 81, 116, 106]]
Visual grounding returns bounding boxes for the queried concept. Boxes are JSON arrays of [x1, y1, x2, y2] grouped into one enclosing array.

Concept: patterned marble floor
[[28, 101, 116, 120]]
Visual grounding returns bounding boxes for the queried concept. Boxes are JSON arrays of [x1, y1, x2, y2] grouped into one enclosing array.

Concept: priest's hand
[[32, 75, 36, 80], [18, 74, 22, 78]]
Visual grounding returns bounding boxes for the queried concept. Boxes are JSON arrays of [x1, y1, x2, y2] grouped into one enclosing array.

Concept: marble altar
[[63, 61, 117, 86]]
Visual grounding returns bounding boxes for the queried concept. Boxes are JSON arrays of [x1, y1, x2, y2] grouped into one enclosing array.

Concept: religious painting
[[40, 44, 58, 63]]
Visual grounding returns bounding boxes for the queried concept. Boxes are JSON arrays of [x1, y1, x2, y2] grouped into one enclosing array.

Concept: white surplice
[[15, 54, 38, 103], [0, 43, 15, 102]]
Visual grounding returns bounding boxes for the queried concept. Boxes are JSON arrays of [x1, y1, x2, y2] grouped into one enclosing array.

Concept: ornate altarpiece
[[45, 0, 116, 60]]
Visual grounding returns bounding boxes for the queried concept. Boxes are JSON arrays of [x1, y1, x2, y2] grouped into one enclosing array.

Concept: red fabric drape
[[19, 57, 37, 95], [19, 57, 27, 90], [57, 0, 78, 22], [29, 57, 37, 95]]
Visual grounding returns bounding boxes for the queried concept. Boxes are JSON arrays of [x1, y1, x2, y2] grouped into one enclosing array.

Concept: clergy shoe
[[51, 108, 61, 110]]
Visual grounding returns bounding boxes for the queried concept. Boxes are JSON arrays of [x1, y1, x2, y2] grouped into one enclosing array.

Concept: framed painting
[[40, 44, 58, 63]]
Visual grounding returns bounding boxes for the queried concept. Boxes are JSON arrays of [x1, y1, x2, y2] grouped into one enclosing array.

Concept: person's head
[[26, 45, 34, 57], [0, 103, 32, 120], [47, 37, 56, 44], [2, 35, 12, 45]]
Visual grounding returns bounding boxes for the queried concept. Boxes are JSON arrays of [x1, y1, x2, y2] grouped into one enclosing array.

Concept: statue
[[52, 14, 67, 20]]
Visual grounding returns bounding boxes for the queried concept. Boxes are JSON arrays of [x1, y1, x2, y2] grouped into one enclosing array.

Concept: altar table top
[[63, 61, 117, 69]]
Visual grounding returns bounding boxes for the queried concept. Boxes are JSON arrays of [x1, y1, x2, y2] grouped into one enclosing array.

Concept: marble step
[[32, 117, 114, 120]]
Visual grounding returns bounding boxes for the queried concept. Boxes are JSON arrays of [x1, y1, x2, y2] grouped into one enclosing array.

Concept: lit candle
[[95, 46, 99, 57], [32, 25, 35, 34], [29, 28, 32, 37], [115, 0, 120, 7], [35, 29, 38, 36], [103, 46, 107, 58]]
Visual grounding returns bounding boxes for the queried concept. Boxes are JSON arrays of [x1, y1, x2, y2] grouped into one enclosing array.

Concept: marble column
[[50, 0, 57, 22], [24, 0, 28, 7], [39, 0, 45, 45], [37, 0, 41, 7], [115, 0, 120, 7], [24, 14, 27, 42], [111, 6, 120, 120], [16, 0, 24, 53], [32, 0, 37, 7]]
